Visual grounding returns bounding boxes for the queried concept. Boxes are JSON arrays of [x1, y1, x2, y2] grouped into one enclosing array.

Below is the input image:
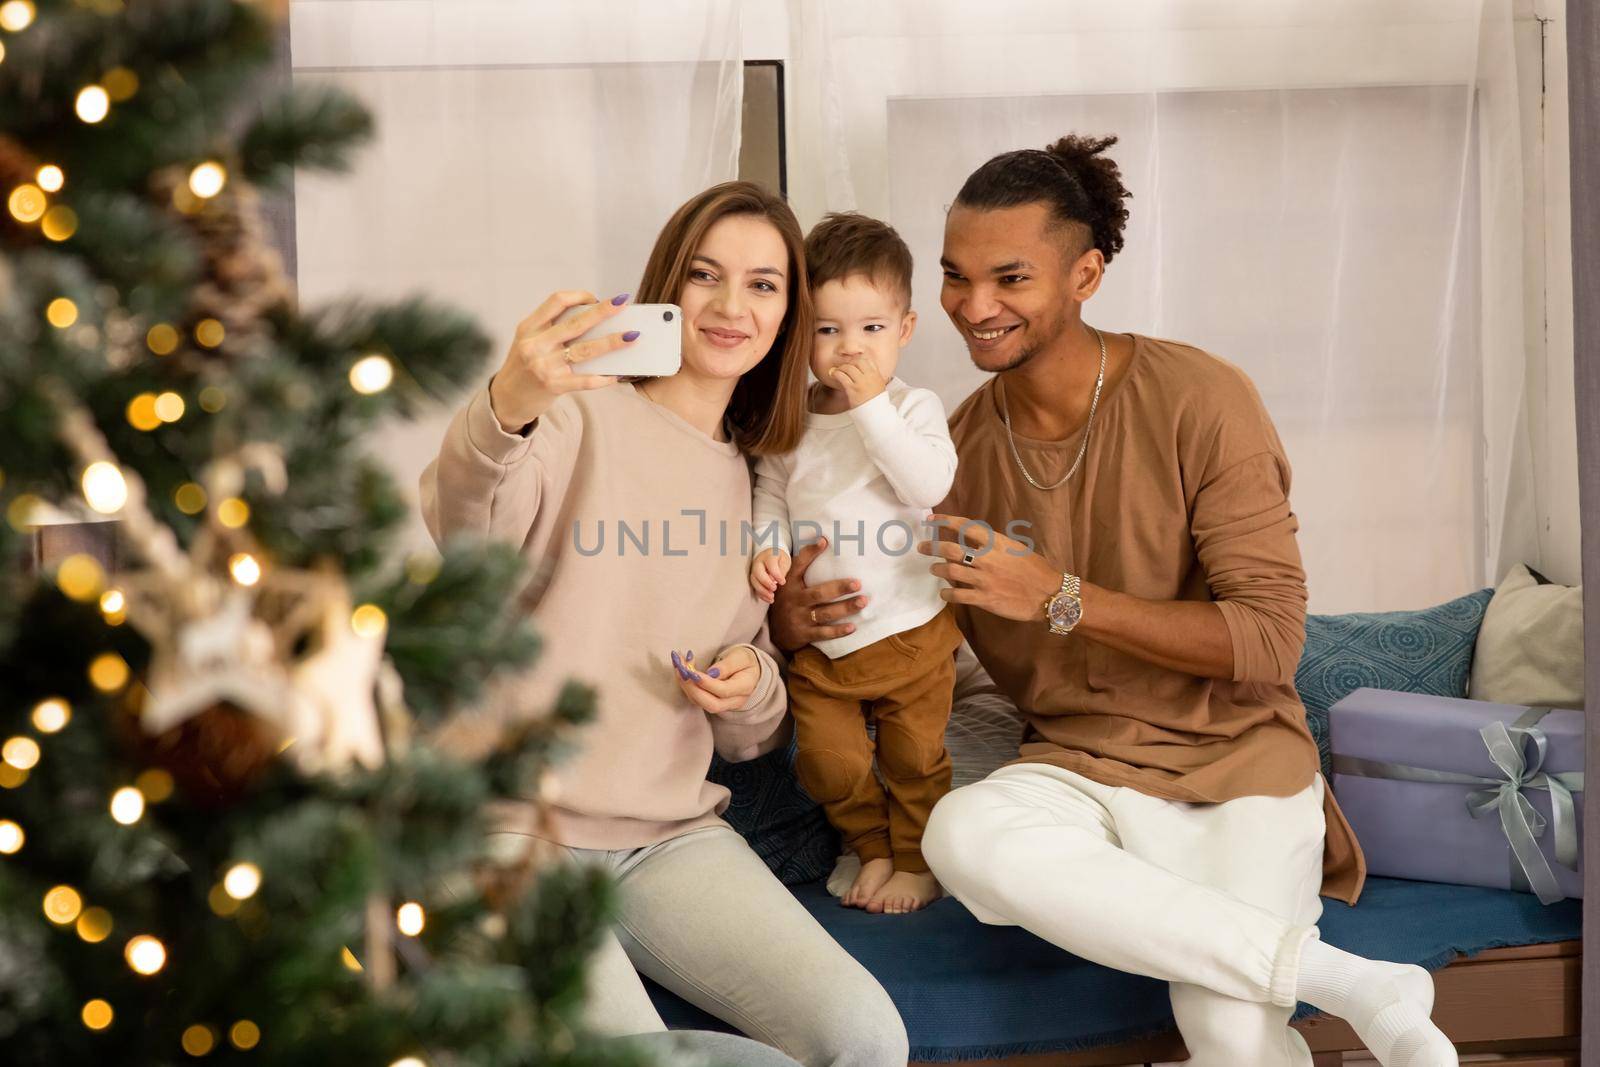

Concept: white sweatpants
[[923, 763, 1327, 1067]]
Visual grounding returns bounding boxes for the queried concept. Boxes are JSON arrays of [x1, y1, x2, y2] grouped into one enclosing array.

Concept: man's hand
[[917, 514, 1060, 622], [829, 358, 888, 409], [769, 536, 870, 652]]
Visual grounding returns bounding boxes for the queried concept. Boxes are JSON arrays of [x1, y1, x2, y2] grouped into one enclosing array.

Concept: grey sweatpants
[[562, 824, 909, 1067]]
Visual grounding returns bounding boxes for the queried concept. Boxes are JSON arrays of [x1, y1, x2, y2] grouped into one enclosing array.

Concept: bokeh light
[[81, 461, 128, 513], [349, 354, 394, 394], [125, 934, 166, 975], [75, 84, 110, 123], [31, 697, 70, 733]]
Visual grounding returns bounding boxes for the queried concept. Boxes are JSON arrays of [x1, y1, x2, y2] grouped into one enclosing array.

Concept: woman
[[420, 182, 908, 1066]]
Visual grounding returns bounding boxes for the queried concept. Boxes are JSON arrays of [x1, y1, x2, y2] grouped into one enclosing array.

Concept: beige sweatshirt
[[420, 382, 790, 850]]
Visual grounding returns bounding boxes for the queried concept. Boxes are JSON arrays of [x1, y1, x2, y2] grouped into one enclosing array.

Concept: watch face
[[1048, 594, 1082, 630]]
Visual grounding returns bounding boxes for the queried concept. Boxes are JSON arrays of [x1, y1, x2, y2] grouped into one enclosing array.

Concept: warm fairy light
[[103, 66, 138, 102], [0, 0, 35, 31], [35, 164, 63, 192], [75, 84, 110, 124], [349, 354, 394, 394], [41, 205, 78, 241], [3, 736, 40, 771], [44, 885, 83, 924], [110, 786, 145, 825], [154, 391, 185, 422], [47, 297, 78, 328], [135, 768, 174, 802], [56, 553, 106, 601], [0, 765, 26, 789], [182, 1024, 215, 1055], [396, 902, 425, 937], [7, 492, 43, 529], [217, 498, 249, 528], [404, 554, 440, 584], [229, 1020, 260, 1050], [350, 604, 387, 638], [223, 863, 261, 901], [207, 883, 240, 917], [89, 652, 129, 692], [99, 589, 124, 613], [125, 934, 166, 975], [6, 182, 45, 223], [171, 183, 200, 214], [174, 482, 206, 514], [77, 906, 113, 943], [81, 460, 128, 513], [126, 393, 161, 431], [198, 386, 227, 412], [0, 820, 23, 854], [188, 162, 226, 199], [0, 40, 6, 64], [194, 318, 224, 347], [340, 946, 363, 972], [390, 1058, 427, 1067], [81, 999, 114, 1031], [32, 697, 70, 733], [146, 322, 179, 355], [228, 553, 261, 587]]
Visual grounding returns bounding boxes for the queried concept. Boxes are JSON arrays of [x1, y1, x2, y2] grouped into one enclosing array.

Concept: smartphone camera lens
[[663, 310, 674, 322]]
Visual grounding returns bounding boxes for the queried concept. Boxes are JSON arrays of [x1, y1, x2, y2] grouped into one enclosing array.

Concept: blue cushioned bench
[[653, 591, 1584, 1061], [646, 876, 1581, 1061]]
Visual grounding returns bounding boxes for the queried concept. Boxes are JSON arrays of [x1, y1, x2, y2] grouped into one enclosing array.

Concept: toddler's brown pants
[[786, 607, 962, 873]]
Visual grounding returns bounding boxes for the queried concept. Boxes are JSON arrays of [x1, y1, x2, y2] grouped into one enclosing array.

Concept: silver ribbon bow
[[1333, 707, 1584, 905]]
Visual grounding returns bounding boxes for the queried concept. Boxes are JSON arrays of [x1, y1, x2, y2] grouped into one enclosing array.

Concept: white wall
[[289, 0, 743, 553], [289, 0, 1581, 595], [1523, 0, 1581, 586]]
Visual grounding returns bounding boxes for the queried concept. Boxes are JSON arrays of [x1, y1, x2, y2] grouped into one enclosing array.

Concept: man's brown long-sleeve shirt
[[943, 333, 1364, 903]]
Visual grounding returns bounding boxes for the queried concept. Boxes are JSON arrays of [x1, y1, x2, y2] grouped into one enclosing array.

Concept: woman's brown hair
[[635, 181, 811, 456]]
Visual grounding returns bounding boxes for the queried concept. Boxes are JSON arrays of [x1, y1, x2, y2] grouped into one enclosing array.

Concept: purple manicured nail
[[623, 330, 640, 342], [671, 650, 683, 670], [611, 293, 630, 306], [677, 667, 690, 680], [686, 651, 693, 660], [707, 668, 721, 678]]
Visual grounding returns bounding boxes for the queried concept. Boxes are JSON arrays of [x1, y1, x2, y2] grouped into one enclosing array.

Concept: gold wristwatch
[[1044, 573, 1083, 636]]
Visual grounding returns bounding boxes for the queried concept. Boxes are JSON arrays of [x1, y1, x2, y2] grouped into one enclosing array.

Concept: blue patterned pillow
[[709, 734, 839, 885], [1295, 588, 1493, 779]]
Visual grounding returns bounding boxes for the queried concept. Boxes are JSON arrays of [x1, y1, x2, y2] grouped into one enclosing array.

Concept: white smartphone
[[555, 302, 682, 377]]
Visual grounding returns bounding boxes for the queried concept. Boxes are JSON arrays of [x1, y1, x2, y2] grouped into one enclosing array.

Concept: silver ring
[[561, 344, 576, 364], [808, 608, 818, 625], [962, 551, 976, 566]]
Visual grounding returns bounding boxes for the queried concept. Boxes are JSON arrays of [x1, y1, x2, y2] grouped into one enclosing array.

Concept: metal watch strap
[[1060, 573, 1080, 599]]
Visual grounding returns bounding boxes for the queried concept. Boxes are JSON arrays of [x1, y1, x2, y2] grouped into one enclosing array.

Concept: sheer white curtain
[[288, 0, 744, 549], [786, 0, 1538, 614]]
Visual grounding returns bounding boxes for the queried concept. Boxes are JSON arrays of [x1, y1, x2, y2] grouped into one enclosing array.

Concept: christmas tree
[[0, 2, 643, 1063]]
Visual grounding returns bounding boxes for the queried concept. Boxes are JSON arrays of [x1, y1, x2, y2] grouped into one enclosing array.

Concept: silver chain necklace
[[1000, 325, 1107, 491]]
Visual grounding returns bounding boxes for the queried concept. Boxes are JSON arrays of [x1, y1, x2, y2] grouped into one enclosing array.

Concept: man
[[771, 135, 1457, 1067]]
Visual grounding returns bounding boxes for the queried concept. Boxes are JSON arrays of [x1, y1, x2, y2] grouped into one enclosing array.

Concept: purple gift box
[[1329, 688, 1584, 903]]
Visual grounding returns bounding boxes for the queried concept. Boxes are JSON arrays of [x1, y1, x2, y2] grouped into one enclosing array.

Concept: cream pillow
[[1468, 564, 1584, 708]]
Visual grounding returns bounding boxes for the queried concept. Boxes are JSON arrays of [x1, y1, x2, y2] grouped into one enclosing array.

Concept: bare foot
[[842, 857, 895, 909], [867, 870, 941, 915]]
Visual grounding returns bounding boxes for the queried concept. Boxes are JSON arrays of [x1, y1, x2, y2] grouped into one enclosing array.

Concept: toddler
[[751, 212, 961, 914]]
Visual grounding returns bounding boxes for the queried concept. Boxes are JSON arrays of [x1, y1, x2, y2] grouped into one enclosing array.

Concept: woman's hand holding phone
[[487, 290, 637, 433]]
